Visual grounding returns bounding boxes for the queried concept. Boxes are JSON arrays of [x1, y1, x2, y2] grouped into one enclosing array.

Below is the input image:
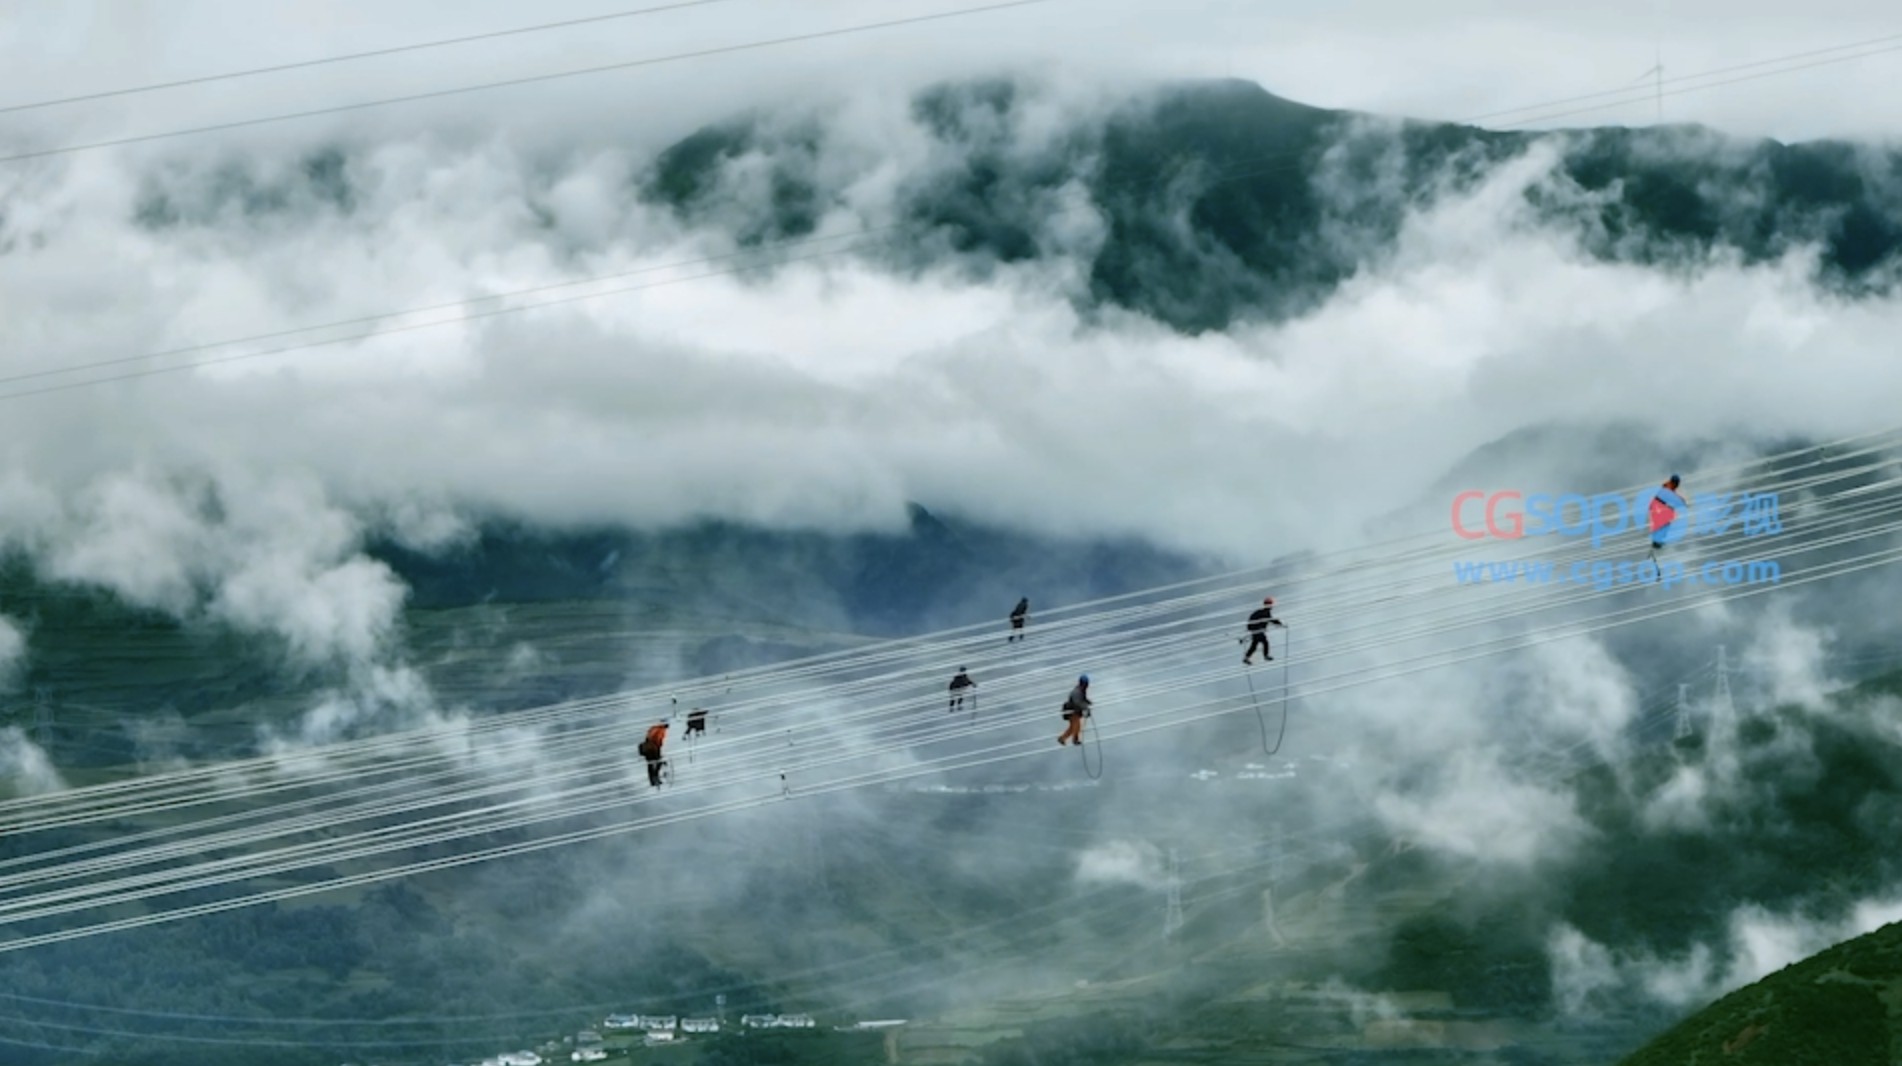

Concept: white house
[[681, 1017, 720, 1034], [499, 1053, 542, 1066], [775, 1014, 816, 1029], [641, 1015, 678, 1031], [852, 1020, 907, 1029], [741, 1014, 776, 1029], [642, 1031, 677, 1047], [570, 1051, 607, 1063], [574, 1030, 603, 1049], [602, 1013, 640, 1030]]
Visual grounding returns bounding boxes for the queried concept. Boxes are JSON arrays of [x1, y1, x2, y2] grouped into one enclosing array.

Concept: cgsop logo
[[1451, 490, 1781, 548], [1452, 558, 1782, 590]]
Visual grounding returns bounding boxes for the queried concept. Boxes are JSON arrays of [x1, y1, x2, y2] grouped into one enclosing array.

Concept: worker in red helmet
[[1242, 596, 1286, 665]]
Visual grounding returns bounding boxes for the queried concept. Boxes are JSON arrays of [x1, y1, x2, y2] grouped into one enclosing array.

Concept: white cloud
[[0, 615, 28, 692], [0, 726, 65, 796], [1550, 892, 1902, 1017], [1074, 839, 1167, 890], [1373, 749, 1588, 867]]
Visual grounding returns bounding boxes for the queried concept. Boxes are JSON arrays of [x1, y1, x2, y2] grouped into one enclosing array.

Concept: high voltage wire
[[0, 0, 1063, 167], [0, 433, 1893, 951], [0, 652, 1768, 1049], [1461, 30, 1902, 124], [2, 425, 1891, 835], [0, 0, 748, 117], [0, 447, 1855, 841], [3, 658, 1681, 1050], [4, 23, 1896, 405], [0, 831, 1341, 1050], [0, 228, 880, 391], [0, 481, 1871, 856], [0, 239, 884, 402], [0, 649, 1809, 1045], [1495, 40, 1902, 128], [11, 531, 1893, 956]]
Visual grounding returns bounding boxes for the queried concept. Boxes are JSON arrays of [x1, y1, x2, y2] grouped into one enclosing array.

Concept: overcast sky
[[3, 0, 1902, 159], [3, 0, 1901, 153]]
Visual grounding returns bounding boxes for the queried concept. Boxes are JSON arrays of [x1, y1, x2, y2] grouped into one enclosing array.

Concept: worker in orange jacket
[[1058, 675, 1091, 746], [639, 721, 669, 787]]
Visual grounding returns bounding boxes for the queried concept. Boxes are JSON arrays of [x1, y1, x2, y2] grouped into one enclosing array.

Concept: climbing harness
[[1244, 625, 1291, 756], [1079, 711, 1103, 780]]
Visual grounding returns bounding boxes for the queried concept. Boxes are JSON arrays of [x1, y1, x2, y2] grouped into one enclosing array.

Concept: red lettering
[[1486, 492, 1524, 539], [1452, 491, 1486, 539]]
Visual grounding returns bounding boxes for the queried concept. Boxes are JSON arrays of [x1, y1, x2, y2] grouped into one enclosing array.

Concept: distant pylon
[[1713, 645, 1736, 720], [1261, 886, 1288, 948], [1654, 47, 1663, 125], [1674, 682, 1694, 740], [32, 686, 50, 749], [1163, 848, 1184, 940]]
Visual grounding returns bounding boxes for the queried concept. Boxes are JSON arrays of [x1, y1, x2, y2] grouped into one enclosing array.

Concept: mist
[[2, 5, 1902, 1062]]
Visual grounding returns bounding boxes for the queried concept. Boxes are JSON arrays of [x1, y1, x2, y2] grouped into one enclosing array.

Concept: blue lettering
[[1554, 493, 1590, 536], [1524, 493, 1556, 536], [1588, 493, 1628, 548]]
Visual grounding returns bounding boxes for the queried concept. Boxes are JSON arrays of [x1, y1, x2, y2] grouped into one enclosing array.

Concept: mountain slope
[[635, 78, 1902, 334], [1617, 918, 1902, 1066], [127, 79, 1902, 338]]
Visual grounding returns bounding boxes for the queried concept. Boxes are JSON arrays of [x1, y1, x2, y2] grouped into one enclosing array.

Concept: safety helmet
[[960, 666, 967, 672], [1667, 474, 1681, 486], [1079, 674, 1090, 684], [1263, 596, 1275, 605]]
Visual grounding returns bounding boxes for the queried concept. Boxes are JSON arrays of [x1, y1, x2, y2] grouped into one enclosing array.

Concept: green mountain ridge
[[126, 78, 1902, 338], [1617, 918, 1902, 1066]]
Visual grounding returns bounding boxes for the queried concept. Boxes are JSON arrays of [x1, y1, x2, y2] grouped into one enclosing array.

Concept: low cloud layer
[[4, 87, 1901, 579]]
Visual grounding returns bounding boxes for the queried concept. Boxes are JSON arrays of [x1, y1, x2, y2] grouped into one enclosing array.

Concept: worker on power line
[[948, 667, 977, 713], [1242, 596, 1286, 665], [1008, 597, 1029, 643], [1058, 675, 1092, 746], [639, 721, 669, 788], [1650, 474, 1690, 552]]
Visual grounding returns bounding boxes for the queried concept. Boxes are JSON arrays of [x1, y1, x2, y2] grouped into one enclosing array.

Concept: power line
[[0, 238, 879, 402], [1460, 30, 1902, 124], [0, 436, 1891, 949], [0, 654, 1784, 1042], [0, 227, 880, 392], [0, 0, 1063, 166], [0, 0, 745, 117], [1494, 40, 1902, 128], [0, 428, 1883, 834]]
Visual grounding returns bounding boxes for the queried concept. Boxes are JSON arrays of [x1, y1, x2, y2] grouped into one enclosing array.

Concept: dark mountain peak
[[632, 75, 1902, 332], [1142, 76, 1344, 121]]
